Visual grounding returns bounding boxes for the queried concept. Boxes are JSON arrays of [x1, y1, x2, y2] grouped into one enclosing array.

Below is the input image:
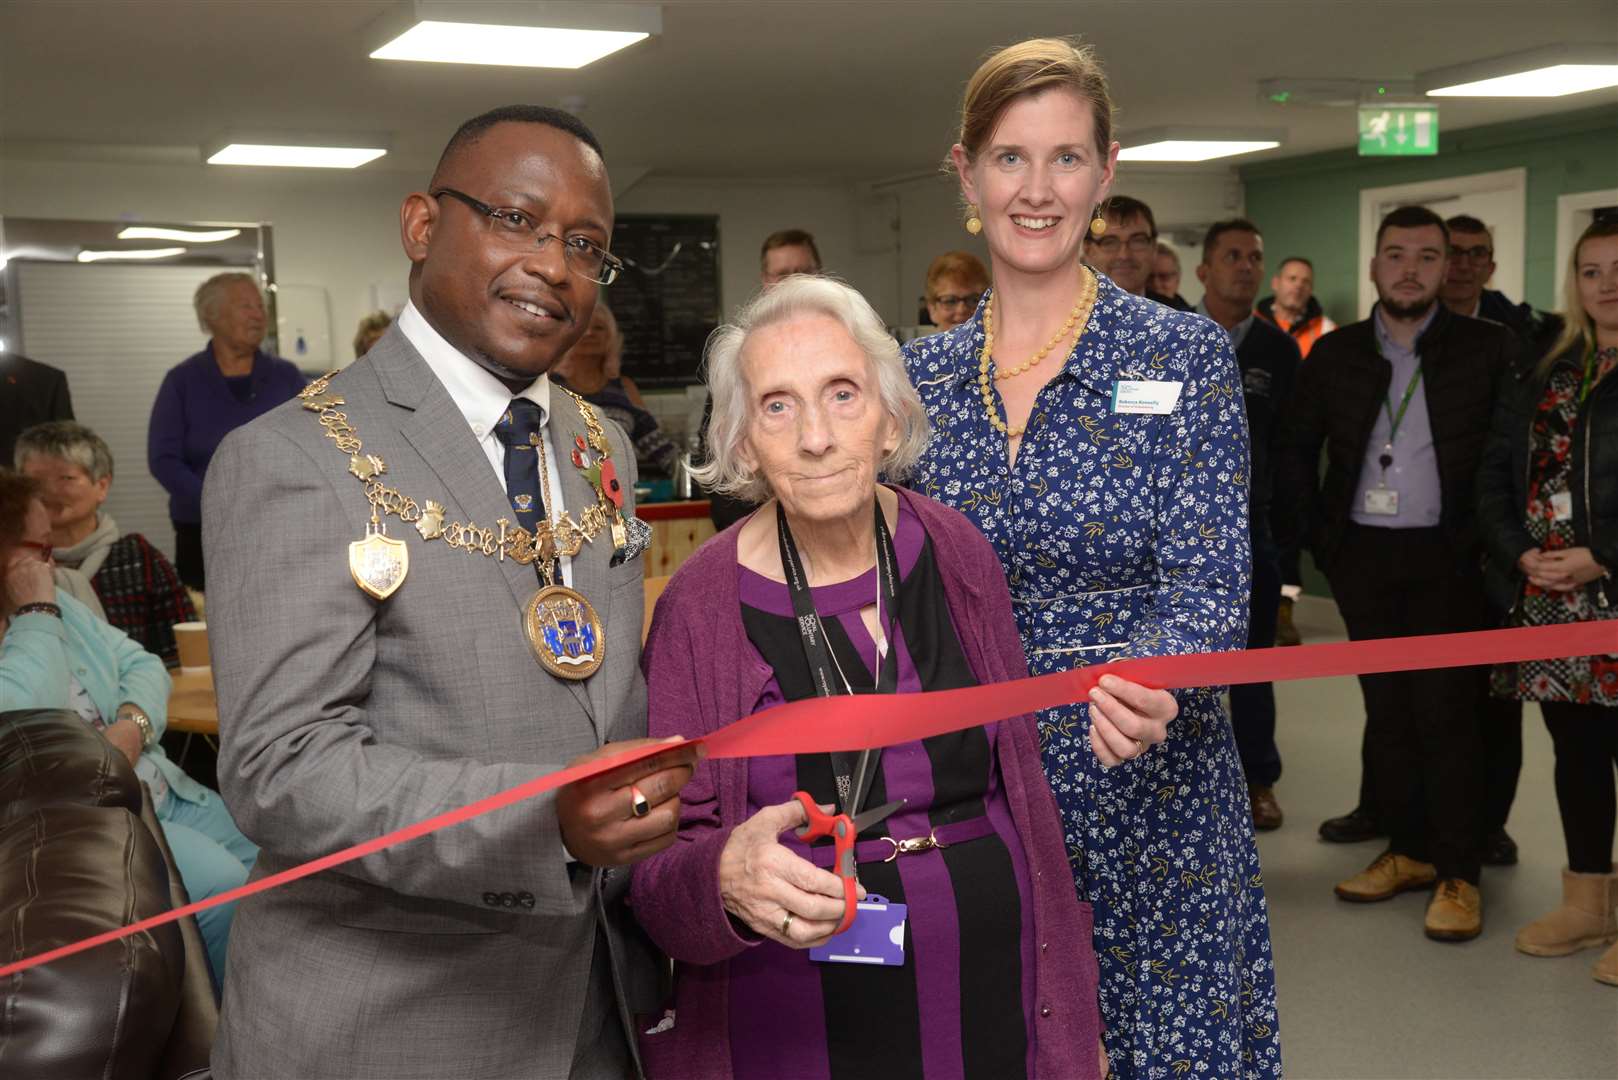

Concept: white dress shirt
[[396, 301, 572, 586]]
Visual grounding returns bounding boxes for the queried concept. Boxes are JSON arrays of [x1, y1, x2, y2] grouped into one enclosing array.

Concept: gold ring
[[1134, 738, 1147, 757], [781, 912, 795, 936], [630, 784, 651, 818]]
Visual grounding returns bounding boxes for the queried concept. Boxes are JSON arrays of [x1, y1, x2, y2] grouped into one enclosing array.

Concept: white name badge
[[1111, 379, 1183, 415], [1363, 487, 1399, 516], [1551, 491, 1573, 522]]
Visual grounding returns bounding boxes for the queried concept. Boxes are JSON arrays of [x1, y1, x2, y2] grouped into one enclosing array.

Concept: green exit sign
[[1358, 106, 1439, 156]]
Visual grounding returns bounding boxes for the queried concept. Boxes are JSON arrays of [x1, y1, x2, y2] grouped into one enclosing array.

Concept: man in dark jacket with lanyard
[[1275, 205, 1511, 942], [1195, 218, 1300, 832]]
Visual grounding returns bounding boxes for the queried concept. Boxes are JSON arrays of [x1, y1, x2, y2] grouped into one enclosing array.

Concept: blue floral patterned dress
[[903, 275, 1280, 1079]]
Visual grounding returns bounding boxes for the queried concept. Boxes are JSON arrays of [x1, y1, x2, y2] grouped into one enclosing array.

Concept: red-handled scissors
[[793, 790, 906, 934]]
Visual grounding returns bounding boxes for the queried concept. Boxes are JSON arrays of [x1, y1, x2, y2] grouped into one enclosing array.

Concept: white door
[[15, 261, 253, 561], [1357, 168, 1527, 319]]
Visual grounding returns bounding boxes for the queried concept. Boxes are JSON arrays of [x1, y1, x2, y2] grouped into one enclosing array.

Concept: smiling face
[[1372, 224, 1447, 319], [18, 454, 107, 537], [952, 88, 1117, 282], [402, 121, 613, 380], [1577, 233, 1618, 336], [736, 312, 898, 529]]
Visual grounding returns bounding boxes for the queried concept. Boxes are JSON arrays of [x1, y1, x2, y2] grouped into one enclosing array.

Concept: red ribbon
[[3, 621, 1612, 980]]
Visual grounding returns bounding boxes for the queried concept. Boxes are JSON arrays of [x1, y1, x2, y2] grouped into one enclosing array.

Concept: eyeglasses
[[1090, 234, 1155, 255], [1449, 245, 1494, 262], [929, 291, 984, 310], [430, 188, 623, 285]]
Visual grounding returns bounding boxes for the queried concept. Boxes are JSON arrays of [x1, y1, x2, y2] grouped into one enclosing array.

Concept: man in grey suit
[[203, 106, 697, 1079]]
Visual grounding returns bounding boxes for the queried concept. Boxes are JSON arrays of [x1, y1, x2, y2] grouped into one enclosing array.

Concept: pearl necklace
[[977, 267, 1098, 438]]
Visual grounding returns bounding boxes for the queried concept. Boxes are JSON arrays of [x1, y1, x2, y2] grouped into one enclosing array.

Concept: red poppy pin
[[598, 458, 623, 508]]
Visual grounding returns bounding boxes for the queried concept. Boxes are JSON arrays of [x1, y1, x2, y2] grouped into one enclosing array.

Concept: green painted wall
[[1241, 104, 1618, 324]]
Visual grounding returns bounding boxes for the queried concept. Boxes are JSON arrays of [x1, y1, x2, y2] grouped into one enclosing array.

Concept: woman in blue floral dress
[[903, 38, 1279, 1077]]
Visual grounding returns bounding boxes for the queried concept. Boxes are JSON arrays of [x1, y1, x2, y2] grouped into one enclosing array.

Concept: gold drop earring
[[1089, 211, 1108, 238], [965, 204, 982, 236]]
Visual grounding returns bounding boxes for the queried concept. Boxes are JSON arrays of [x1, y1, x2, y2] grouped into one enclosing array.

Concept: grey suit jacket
[[204, 327, 656, 1079]]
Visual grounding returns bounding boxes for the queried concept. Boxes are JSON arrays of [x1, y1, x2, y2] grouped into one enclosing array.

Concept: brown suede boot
[[1515, 869, 1618, 957], [1595, 939, 1618, 986]]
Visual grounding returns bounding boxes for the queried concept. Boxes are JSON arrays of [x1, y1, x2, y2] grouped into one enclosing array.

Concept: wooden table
[[637, 499, 717, 578], [167, 669, 219, 736]]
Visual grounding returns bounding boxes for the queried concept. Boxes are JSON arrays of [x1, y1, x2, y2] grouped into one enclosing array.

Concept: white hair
[[694, 275, 929, 503], [193, 271, 259, 335]]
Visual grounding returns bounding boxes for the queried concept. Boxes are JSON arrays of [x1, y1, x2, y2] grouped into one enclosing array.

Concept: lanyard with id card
[[1365, 361, 1424, 517], [777, 503, 909, 967]]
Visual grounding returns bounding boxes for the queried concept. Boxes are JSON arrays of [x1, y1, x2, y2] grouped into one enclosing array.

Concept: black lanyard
[[777, 500, 899, 816]]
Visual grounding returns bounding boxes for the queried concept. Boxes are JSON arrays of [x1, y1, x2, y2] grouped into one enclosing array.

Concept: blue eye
[[998, 151, 1022, 166], [1056, 152, 1079, 167]]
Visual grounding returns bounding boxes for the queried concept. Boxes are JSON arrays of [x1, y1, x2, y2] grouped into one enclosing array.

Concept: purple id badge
[[809, 895, 907, 966]]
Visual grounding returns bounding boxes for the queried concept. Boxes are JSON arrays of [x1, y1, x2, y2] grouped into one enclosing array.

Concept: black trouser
[[1232, 540, 1283, 787], [1483, 691, 1523, 834], [1540, 701, 1618, 874], [173, 520, 205, 591], [1327, 525, 1487, 883]]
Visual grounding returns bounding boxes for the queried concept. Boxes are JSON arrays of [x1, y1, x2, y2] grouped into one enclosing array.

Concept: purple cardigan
[[147, 344, 305, 523], [630, 487, 1102, 1080]]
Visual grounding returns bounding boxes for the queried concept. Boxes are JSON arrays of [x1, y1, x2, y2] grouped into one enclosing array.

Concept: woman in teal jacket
[[1, 471, 255, 988]]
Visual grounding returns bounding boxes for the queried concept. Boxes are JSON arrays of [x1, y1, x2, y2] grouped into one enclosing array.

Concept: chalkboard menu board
[[609, 214, 721, 387]]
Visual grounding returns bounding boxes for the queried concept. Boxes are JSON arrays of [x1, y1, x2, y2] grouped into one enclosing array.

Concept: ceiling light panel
[[117, 226, 241, 243], [77, 247, 187, 262], [1419, 44, 1618, 98], [372, 22, 647, 68], [1425, 64, 1618, 97], [207, 144, 387, 168], [1119, 140, 1280, 162]]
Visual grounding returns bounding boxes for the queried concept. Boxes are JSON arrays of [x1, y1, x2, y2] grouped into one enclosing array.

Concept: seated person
[[922, 249, 990, 331], [0, 470, 255, 990], [17, 421, 196, 666], [552, 303, 682, 478]]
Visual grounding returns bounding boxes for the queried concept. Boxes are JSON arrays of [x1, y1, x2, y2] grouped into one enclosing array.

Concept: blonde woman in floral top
[[1478, 217, 1618, 986]]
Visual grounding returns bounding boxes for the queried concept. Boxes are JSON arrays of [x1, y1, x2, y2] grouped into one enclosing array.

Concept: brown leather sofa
[[0, 708, 216, 1079]]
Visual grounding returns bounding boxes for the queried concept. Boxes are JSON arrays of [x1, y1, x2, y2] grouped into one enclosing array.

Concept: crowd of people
[[1, 30, 1615, 1080]]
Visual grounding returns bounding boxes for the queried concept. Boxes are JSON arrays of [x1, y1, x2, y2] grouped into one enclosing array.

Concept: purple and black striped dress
[[728, 499, 1040, 1080]]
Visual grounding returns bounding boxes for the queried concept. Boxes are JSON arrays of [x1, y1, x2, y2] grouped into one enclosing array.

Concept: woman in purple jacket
[[631, 276, 1107, 1080], [147, 272, 305, 589]]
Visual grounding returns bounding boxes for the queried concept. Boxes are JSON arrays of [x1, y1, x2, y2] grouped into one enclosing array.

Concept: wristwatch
[[120, 704, 155, 749]]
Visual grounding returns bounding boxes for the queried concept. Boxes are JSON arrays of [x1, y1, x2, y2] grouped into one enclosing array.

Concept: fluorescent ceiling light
[[1119, 140, 1280, 162], [372, 22, 646, 68], [207, 144, 387, 168], [1426, 64, 1618, 97], [1420, 44, 1618, 97], [117, 226, 241, 243], [77, 247, 187, 262], [367, 1, 660, 69]]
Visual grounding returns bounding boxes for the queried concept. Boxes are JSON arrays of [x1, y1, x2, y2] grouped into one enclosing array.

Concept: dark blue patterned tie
[[493, 397, 546, 536]]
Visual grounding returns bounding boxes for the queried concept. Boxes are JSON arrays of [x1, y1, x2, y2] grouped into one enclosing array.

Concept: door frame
[[1555, 187, 1618, 295]]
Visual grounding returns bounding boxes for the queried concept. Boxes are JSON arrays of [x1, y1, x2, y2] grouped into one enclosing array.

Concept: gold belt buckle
[[881, 829, 946, 862]]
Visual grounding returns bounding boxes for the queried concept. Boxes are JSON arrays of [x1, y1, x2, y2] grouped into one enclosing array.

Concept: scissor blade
[[851, 797, 906, 832], [848, 748, 878, 814]]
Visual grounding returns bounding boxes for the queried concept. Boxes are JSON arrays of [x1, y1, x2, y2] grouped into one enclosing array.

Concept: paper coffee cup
[[174, 621, 210, 673]]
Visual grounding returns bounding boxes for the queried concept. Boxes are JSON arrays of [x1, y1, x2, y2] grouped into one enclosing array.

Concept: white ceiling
[[2, 0, 1615, 182]]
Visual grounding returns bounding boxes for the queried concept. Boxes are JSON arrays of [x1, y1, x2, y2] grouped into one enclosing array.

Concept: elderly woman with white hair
[[630, 276, 1104, 1080], [148, 271, 304, 589]]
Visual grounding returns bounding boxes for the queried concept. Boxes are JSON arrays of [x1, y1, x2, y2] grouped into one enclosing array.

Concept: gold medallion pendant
[[524, 585, 604, 680], [349, 524, 409, 600]]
